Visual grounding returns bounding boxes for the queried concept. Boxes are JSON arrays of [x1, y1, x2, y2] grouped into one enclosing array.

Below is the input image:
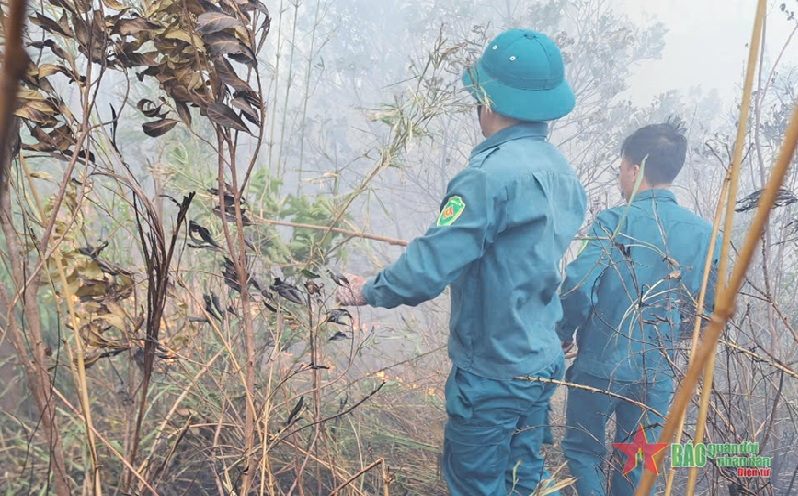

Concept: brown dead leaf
[[204, 32, 256, 66], [29, 13, 72, 37], [101, 0, 127, 10], [143, 118, 178, 137], [196, 12, 245, 35], [216, 68, 252, 92], [176, 101, 192, 125], [232, 96, 259, 126], [28, 40, 69, 60], [234, 0, 268, 14], [15, 106, 57, 125], [205, 102, 250, 134], [112, 16, 162, 36], [137, 98, 165, 118]]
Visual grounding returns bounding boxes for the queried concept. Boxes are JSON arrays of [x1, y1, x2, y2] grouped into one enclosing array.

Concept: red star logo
[[611, 424, 669, 475]]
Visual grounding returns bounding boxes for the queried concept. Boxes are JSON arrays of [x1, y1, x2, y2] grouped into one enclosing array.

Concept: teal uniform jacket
[[361, 122, 587, 380], [555, 190, 720, 383]]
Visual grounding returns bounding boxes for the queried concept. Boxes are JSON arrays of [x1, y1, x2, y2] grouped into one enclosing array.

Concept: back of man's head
[[621, 119, 688, 185]]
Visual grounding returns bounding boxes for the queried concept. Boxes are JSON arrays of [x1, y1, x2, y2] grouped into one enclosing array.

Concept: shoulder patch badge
[[437, 196, 465, 227]]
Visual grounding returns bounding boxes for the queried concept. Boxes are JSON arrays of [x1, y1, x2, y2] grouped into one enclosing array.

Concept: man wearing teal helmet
[[337, 29, 586, 495]]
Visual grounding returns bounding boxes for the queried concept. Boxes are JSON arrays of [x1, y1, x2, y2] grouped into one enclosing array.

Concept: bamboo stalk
[[381, 459, 391, 496], [715, 0, 766, 329], [19, 155, 102, 495], [662, 177, 728, 496], [684, 2, 767, 494], [634, 98, 798, 496], [0, 125, 71, 496]]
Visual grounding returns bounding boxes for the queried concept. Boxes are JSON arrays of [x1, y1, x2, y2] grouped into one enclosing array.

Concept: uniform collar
[[471, 121, 548, 158], [632, 189, 677, 204]]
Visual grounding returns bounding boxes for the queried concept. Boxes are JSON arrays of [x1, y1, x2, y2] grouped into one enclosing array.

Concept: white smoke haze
[[2, 0, 797, 494]]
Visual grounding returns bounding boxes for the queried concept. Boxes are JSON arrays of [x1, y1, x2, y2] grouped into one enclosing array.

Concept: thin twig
[[50, 387, 162, 496], [720, 340, 798, 380], [515, 376, 667, 419], [327, 458, 385, 496], [252, 214, 409, 246]]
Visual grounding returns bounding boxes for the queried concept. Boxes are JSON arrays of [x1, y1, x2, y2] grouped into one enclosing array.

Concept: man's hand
[[561, 340, 576, 359], [335, 275, 368, 307]]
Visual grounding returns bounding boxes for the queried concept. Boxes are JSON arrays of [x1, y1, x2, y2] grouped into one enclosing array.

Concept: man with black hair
[[556, 121, 720, 496], [337, 29, 584, 496]]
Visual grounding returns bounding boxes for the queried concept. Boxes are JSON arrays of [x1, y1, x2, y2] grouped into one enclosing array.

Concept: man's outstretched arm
[[339, 166, 502, 309]]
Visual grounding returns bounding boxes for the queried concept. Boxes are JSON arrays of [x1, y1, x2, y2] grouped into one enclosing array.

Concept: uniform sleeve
[[696, 255, 719, 318], [678, 232, 721, 338], [700, 234, 723, 316], [555, 211, 617, 342], [361, 166, 502, 309]]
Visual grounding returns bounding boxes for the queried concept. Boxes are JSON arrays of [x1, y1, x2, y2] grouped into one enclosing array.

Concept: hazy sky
[[621, 0, 798, 105]]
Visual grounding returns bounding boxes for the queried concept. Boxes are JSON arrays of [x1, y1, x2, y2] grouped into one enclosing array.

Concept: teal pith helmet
[[463, 29, 575, 122]]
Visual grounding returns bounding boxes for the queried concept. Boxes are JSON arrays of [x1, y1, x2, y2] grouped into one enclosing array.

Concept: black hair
[[621, 118, 688, 185]]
